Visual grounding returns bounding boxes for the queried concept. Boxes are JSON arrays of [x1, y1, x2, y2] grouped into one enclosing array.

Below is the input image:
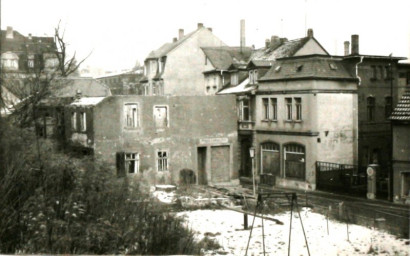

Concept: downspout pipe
[[355, 56, 364, 85]]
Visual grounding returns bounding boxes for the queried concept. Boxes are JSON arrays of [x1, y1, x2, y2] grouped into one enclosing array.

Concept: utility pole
[[389, 54, 394, 201]]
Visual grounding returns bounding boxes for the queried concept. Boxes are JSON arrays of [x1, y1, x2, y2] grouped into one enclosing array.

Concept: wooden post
[[244, 213, 248, 230]]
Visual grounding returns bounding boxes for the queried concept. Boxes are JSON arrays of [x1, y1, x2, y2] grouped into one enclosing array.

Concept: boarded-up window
[[154, 106, 168, 128], [284, 144, 305, 180]]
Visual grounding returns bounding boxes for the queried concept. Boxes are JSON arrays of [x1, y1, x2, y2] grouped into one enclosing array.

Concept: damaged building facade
[[65, 95, 239, 185]]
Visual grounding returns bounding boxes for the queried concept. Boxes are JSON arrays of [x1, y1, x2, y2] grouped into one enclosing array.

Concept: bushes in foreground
[[0, 120, 200, 254]]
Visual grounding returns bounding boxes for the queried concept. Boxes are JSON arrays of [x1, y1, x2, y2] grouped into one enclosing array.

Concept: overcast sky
[[2, 0, 410, 72]]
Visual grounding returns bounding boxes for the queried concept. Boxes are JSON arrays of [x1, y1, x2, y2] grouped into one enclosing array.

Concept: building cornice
[[255, 129, 319, 136], [255, 89, 357, 95]]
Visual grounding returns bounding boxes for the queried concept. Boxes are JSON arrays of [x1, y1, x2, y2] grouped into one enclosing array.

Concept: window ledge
[[124, 127, 140, 130], [284, 120, 294, 123], [294, 120, 303, 123], [261, 119, 278, 123]]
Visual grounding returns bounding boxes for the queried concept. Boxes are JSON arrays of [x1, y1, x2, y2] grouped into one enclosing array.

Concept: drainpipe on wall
[[355, 56, 364, 86], [220, 70, 225, 87]]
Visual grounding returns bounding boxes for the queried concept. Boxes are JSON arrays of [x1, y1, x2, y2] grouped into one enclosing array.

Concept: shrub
[[0, 121, 201, 254]]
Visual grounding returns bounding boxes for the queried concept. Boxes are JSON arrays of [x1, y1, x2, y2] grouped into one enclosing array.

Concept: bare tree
[[54, 22, 90, 77]]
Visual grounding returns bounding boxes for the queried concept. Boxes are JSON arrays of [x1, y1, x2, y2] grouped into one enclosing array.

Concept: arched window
[[284, 143, 305, 180], [260, 142, 280, 176]]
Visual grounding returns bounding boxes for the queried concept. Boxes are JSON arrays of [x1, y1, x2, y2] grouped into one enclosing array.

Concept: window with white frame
[[124, 103, 139, 128], [284, 144, 305, 180], [80, 112, 87, 132], [253, 70, 258, 84], [240, 98, 250, 121], [271, 98, 277, 120], [157, 150, 168, 171], [231, 72, 238, 85], [285, 98, 292, 120], [125, 153, 140, 174], [71, 111, 77, 131], [154, 106, 168, 128], [295, 97, 302, 121], [249, 70, 259, 84], [262, 98, 269, 120]]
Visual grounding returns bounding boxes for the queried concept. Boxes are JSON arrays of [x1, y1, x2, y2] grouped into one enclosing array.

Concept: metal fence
[[316, 161, 366, 193]]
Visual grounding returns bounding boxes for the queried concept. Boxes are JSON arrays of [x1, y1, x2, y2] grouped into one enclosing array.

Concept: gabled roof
[[146, 30, 197, 59], [250, 37, 323, 63], [259, 55, 356, 82], [390, 88, 410, 121], [1, 28, 55, 53], [202, 46, 253, 70], [51, 77, 112, 98]]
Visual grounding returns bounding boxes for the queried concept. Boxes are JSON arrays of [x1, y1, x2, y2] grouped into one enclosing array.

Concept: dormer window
[[231, 73, 238, 85], [275, 66, 281, 72], [249, 70, 259, 84], [329, 63, 337, 70], [296, 64, 303, 72]]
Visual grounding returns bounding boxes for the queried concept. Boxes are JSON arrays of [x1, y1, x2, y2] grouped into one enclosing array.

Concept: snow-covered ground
[[178, 209, 410, 256]]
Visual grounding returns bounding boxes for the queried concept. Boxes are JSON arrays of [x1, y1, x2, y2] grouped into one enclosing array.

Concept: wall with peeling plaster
[[68, 95, 239, 185]]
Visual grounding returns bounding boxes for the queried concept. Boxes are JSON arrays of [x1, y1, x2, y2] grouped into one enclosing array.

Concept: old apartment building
[[64, 95, 239, 185], [140, 23, 226, 96], [1, 26, 57, 96], [341, 35, 406, 180]]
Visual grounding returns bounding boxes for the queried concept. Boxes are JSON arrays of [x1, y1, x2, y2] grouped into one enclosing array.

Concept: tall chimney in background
[[240, 19, 246, 51], [344, 41, 350, 56], [178, 29, 184, 40], [6, 26, 13, 39], [351, 34, 359, 55], [307, 28, 314, 38], [197, 23, 204, 29]]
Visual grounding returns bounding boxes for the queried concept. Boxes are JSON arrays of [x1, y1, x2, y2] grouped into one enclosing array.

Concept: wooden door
[[211, 146, 230, 183]]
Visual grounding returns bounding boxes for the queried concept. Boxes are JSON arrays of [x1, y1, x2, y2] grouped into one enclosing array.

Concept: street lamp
[[249, 147, 256, 196]]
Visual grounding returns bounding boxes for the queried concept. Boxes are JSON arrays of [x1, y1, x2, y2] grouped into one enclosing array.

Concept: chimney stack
[[178, 29, 184, 40], [307, 28, 314, 38], [265, 39, 270, 48], [6, 26, 13, 39], [240, 19, 246, 50], [208, 27, 213, 32], [270, 35, 281, 50], [351, 34, 359, 55], [344, 41, 350, 56], [28, 33, 32, 40], [173, 37, 177, 43], [197, 23, 204, 29]]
